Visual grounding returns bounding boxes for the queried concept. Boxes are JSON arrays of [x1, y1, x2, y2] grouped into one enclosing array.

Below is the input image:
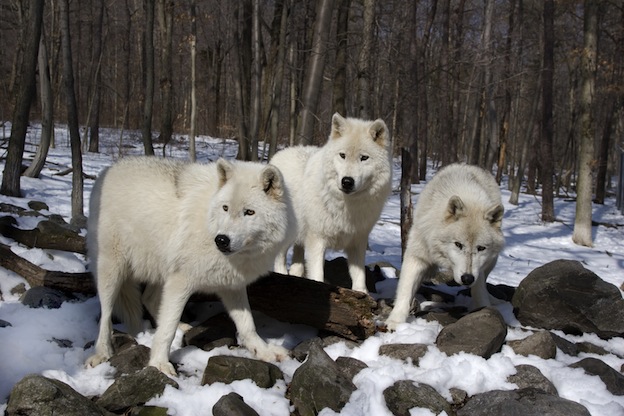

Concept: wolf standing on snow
[[386, 163, 505, 330], [85, 157, 294, 376], [270, 113, 392, 293]]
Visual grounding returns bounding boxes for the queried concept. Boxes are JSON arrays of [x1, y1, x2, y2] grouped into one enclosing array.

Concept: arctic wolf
[[386, 163, 504, 330], [270, 113, 392, 292], [85, 157, 294, 376]]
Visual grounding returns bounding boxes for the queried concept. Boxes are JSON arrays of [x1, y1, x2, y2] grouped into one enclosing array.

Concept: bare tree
[[573, 0, 599, 247], [268, 0, 289, 159], [59, 0, 85, 226], [1, 0, 44, 196], [357, 0, 375, 119], [188, 0, 197, 162], [540, 0, 555, 222], [297, 0, 334, 145], [142, 0, 156, 156], [249, 0, 261, 161], [332, 0, 350, 117], [158, 0, 174, 156], [87, 1, 105, 153], [24, 29, 53, 178]]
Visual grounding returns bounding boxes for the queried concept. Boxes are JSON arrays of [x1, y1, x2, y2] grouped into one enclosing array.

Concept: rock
[[28, 200, 50, 211], [292, 336, 359, 362], [507, 364, 558, 395], [108, 344, 151, 377], [417, 307, 465, 326], [212, 392, 259, 416], [96, 366, 178, 412], [201, 356, 283, 388], [512, 260, 624, 339], [383, 380, 453, 416], [335, 356, 368, 380], [183, 313, 238, 351], [378, 343, 428, 364], [507, 331, 557, 359], [456, 388, 591, 416], [289, 343, 357, 416], [436, 307, 507, 359], [569, 357, 624, 396], [0, 319, 12, 327], [20, 286, 74, 309], [5, 374, 110, 416], [549, 332, 580, 356], [128, 406, 169, 416]]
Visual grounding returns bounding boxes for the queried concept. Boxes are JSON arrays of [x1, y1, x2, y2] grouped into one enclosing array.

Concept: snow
[[1, 124, 623, 415]]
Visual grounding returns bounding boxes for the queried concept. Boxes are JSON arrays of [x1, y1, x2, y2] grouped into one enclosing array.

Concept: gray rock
[[512, 260, 624, 339], [507, 364, 558, 395], [436, 307, 507, 359], [378, 343, 429, 364], [183, 313, 237, 351], [383, 380, 453, 416], [97, 366, 178, 412], [290, 343, 356, 416], [456, 388, 590, 416], [507, 331, 557, 359], [335, 356, 368, 380], [21, 286, 73, 309], [212, 392, 260, 416], [6, 374, 111, 416], [550, 332, 580, 356], [292, 336, 359, 362], [108, 344, 151, 377], [201, 355, 283, 388], [569, 357, 624, 396]]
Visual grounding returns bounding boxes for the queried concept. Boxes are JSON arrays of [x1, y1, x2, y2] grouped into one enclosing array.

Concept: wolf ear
[[330, 112, 347, 140], [485, 203, 504, 226], [445, 195, 465, 221], [369, 119, 389, 147], [216, 158, 233, 188], [261, 165, 284, 199]]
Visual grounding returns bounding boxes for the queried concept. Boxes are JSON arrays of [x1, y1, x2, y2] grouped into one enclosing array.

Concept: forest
[[0, 0, 622, 248]]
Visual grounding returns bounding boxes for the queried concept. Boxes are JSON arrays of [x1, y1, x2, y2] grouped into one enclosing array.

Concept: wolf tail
[[113, 280, 144, 336]]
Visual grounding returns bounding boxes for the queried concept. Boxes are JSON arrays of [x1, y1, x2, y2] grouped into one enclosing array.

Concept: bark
[[268, 0, 288, 159], [24, 29, 53, 178], [1, 0, 44, 197], [0, 216, 86, 254], [540, 0, 555, 222], [332, 0, 350, 117], [60, 0, 85, 226], [572, 0, 599, 247], [157, 0, 174, 157], [142, 0, 156, 156], [249, 0, 261, 161], [297, 0, 334, 145], [189, 0, 197, 162], [87, 1, 105, 153], [357, 0, 375, 119]]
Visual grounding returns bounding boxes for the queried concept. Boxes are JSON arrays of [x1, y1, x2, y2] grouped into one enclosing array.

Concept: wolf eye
[[244, 209, 255, 216], [339, 152, 346, 159], [477, 245, 486, 252], [454, 242, 463, 250], [222, 205, 229, 212], [360, 155, 369, 161]]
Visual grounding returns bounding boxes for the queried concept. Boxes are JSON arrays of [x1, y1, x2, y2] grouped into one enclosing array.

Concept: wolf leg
[[346, 241, 368, 293], [289, 244, 305, 277], [218, 288, 289, 361], [304, 236, 326, 282], [86, 254, 124, 368], [386, 256, 429, 330], [148, 275, 191, 376], [273, 248, 289, 275]]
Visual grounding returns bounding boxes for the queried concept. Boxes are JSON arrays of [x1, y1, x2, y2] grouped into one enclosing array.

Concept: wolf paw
[[252, 343, 290, 362], [148, 360, 177, 377], [85, 352, 110, 368]]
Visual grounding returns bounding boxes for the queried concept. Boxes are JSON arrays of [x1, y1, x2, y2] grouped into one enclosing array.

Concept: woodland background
[[0, 0, 622, 248]]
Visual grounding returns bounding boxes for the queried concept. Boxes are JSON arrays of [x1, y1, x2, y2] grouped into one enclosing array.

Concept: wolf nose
[[461, 274, 475, 285], [214, 234, 231, 252], [341, 177, 355, 192]]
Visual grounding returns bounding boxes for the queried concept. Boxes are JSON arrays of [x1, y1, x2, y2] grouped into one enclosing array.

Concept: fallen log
[[0, 245, 378, 340], [0, 216, 86, 254], [0, 243, 95, 295]]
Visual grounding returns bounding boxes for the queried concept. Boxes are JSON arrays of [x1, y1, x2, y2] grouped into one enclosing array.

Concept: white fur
[[270, 113, 392, 292], [85, 157, 294, 376], [386, 163, 505, 330]]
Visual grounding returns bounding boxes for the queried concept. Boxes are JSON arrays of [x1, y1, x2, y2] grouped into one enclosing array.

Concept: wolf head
[[325, 113, 392, 197], [209, 159, 293, 258], [441, 195, 504, 287]]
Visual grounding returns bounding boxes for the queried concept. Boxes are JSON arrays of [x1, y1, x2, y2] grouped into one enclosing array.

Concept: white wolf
[[270, 113, 392, 292], [386, 163, 504, 330], [85, 157, 294, 376]]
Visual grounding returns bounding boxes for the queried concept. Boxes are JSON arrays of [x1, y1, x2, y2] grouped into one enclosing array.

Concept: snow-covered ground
[[0, 124, 623, 415]]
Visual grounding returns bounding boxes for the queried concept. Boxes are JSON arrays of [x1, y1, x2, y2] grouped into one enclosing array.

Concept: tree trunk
[[249, 0, 261, 161], [540, 0, 555, 222], [1, 0, 44, 197], [572, 0, 599, 247], [24, 29, 53, 178], [189, 0, 197, 162], [297, 0, 334, 145], [357, 0, 375, 119], [234, 0, 252, 160], [142, 0, 156, 156], [594, 98, 616, 204], [87, 1, 105, 154], [332, 0, 350, 117], [60, 0, 85, 227], [268, 0, 289, 159], [158, 0, 174, 157]]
